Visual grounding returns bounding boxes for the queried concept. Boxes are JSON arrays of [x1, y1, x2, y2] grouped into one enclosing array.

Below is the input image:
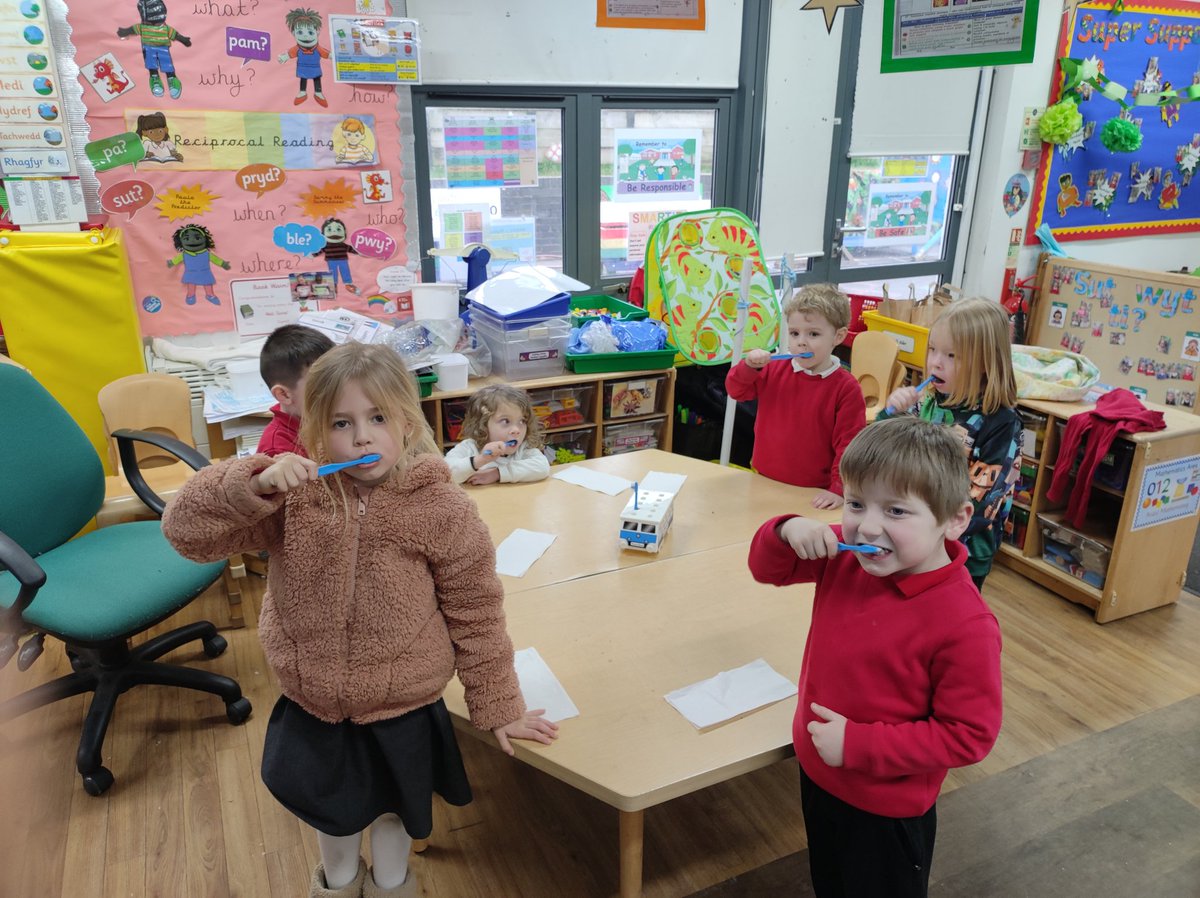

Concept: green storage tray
[[569, 294, 649, 327], [566, 343, 677, 374], [416, 367, 438, 398]]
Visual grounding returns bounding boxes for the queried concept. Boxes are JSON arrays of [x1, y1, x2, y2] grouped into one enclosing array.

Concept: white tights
[[317, 815, 413, 890]]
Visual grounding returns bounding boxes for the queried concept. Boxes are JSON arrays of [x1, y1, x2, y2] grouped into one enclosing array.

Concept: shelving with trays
[[422, 367, 675, 463], [996, 397, 1200, 622]]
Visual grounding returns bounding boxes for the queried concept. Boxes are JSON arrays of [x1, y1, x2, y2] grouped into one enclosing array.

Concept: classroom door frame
[[794, 5, 977, 292]]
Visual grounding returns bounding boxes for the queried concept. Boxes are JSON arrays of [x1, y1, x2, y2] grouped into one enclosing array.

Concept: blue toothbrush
[[483, 439, 519, 456], [837, 542, 885, 555], [317, 454, 381, 476], [771, 352, 813, 360], [886, 375, 939, 413]]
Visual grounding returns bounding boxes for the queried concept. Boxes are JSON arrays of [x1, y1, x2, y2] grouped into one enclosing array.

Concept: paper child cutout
[[136, 111, 181, 163], [1056, 173, 1082, 217], [279, 8, 330, 107], [313, 218, 359, 294], [1128, 163, 1157, 203], [334, 117, 375, 164], [167, 224, 230, 306], [116, 0, 191, 100], [1159, 171, 1181, 210], [1176, 134, 1200, 186]]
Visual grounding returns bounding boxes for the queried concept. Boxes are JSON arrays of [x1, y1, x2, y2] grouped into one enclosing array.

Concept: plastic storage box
[[443, 398, 468, 442], [472, 316, 570, 380], [528, 384, 594, 429], [604, 376, 664, 418], [569, 294, 649, 328], [861, 310, 929, 366], [566, 342, 677, 374], [415, 367, 437, 399], [1018, 408, 1049, 458], [603, 419, 664, 456], [1037, 513, 1112, 589], [543, 427, 595, 465], [1004, 506, 1029, 548]]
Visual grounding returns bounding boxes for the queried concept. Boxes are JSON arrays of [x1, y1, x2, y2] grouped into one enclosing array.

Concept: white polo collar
[[792, 356, 840, 378]]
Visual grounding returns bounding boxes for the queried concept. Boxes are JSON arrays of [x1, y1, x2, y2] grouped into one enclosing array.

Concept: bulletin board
[[65, 3, 416, 338], [1027, 0, 1200, 244], [1030, 256, 1200, 411]]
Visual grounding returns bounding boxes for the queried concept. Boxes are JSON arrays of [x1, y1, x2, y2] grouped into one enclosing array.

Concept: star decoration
[[1079, 55, 1102, 84], [1058, 125, 1088, 159], [801, 0, 861, 34]]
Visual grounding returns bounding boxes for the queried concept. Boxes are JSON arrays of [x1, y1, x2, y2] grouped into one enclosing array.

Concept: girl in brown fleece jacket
[[163, 343, 557, 898]]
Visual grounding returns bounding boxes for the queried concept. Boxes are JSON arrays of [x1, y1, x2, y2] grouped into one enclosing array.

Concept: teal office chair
[[0, 362, 251, 795]]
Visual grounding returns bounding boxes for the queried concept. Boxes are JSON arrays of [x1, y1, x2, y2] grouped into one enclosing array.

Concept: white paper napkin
[[514, 647, 579, 723], [495, 529, 556, 577], [552, 465, 632, 496], [664, 659, 796, 730], [641, 471, 687, 494]]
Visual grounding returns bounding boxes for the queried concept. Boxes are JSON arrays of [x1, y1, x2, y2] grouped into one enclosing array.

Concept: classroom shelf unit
[[422, 368, 676, 464], [997, 397, 1200, 623]]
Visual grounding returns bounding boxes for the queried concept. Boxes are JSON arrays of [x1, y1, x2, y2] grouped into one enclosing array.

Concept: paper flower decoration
[[1040, 100, 1084, 145], [1100, 116, 1143, 153]]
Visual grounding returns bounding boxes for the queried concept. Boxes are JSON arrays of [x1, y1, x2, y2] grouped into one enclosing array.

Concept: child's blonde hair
[[841, 417, 970, 524], [460, 384, 545, 451], [783, 283, 851, 331], [929, 297, 1017, 415], [299, 343, 439, 473], [341, 117, 365, 134]]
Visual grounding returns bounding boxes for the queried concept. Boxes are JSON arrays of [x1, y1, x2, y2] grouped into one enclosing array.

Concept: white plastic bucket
[[411, 283, 460, 321], [226, 358, 269, 400]]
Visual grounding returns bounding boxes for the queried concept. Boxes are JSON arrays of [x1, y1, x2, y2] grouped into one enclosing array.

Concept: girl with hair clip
[[163, 343, 557, 898], [444, 384, 551, 486], [878, 297, 1021, 589]]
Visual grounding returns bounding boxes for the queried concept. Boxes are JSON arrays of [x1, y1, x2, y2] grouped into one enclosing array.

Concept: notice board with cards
[[1029, 256, 1200, 411]]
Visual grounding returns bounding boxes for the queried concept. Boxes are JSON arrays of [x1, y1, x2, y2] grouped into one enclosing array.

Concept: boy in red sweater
[[255, 324, 334, 457], [748, 417, 1003, 897], [726, 283, 865, 508]]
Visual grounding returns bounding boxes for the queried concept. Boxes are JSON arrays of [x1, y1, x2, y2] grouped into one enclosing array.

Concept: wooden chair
[[97, 373, 246, 627], [850, 331, 905, 422]]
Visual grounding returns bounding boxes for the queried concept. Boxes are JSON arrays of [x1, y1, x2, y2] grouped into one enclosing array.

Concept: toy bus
[[618, 488, 675, 553]]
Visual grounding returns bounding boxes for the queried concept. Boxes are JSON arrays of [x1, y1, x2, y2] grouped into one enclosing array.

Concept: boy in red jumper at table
[[726, 283, 865, 509], [255, 324, 334, 457], [748, 417, 1003, 897]]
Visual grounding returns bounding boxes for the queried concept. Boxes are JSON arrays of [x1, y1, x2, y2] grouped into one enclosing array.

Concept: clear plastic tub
[[603, 419, 664, 456], [472, 316, 569, 380]]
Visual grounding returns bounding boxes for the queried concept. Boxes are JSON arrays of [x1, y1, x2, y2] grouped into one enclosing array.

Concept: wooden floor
[[2, 563, 1198, 898]]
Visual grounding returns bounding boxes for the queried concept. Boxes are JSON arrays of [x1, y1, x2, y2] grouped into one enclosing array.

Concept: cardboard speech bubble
[[376, 265, 415, 293], [100, 179, 154, 220], [226, 26, 270, 65], [273, 223, 326, 255], [298, 178, 358, 220], [349, 227, 396, 261], [235, 162, 286, 198], [85, 131, 144, 172]]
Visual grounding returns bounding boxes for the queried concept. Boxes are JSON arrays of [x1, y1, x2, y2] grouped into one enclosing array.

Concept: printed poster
[[864, 181, 935, 246], [1132, 454, 1200, 530], [328, 15, 421, 85], [627, 208, 684, 261], [597, 0, 705, 31], [882, 0, 1039, 72], [614, 129, 701, 201], [443, 114, 538, 188], [67, 3, 411, 337]]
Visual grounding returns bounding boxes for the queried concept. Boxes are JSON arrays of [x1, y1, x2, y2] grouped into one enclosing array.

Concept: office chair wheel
[[226, 697, 252, 725], [82, 766, 114, 796], [202, 634, 228, 658]]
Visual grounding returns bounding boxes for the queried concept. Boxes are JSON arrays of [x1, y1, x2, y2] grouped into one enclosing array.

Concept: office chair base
[[0, 620, 253, 796]]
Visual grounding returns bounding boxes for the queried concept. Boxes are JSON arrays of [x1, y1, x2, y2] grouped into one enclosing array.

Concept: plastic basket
[[566, 343, 677, 374], [862, 310, 929, 366], [569, 294, 650, 328]]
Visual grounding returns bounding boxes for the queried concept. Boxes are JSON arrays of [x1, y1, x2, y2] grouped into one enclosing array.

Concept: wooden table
[[444, 451, 835, 897]]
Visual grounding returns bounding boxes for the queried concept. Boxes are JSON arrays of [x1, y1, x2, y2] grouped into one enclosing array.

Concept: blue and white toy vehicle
[[618, 488, 675, 553]]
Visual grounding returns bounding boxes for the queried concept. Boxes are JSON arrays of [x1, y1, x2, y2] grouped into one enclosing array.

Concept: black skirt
[[261, 695, 473, 838]]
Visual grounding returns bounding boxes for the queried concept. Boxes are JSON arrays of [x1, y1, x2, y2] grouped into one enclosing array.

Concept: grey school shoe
[[310, 859, 367, 898]]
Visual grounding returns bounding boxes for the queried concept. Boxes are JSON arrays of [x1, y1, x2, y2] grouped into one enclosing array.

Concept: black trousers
[[799, 766, 937, 898]]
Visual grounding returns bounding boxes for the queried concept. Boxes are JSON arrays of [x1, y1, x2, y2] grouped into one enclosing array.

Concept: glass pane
[[839, 154, 956, 270], [599, 108, 717, 280], [425, 106, 564, 283]]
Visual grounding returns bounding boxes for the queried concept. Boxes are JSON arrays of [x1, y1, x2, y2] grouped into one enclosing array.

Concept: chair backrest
[[0, 364, 104, 556], [98, 373, 194, 472], [851, 331, 902, 414]]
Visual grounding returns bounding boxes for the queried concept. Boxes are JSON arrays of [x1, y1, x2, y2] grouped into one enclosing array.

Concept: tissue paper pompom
[[1100, 116, 1143, 153], [1039, 100, 1084, 145]]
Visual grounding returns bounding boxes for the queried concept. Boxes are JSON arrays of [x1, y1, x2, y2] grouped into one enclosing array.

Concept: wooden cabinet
[[421, 368, 676, 463], [997, 397, 1200, 622]]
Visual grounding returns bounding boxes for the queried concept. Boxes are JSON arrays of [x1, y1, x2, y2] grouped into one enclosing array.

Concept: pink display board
[[70, 3, 410, 337]]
